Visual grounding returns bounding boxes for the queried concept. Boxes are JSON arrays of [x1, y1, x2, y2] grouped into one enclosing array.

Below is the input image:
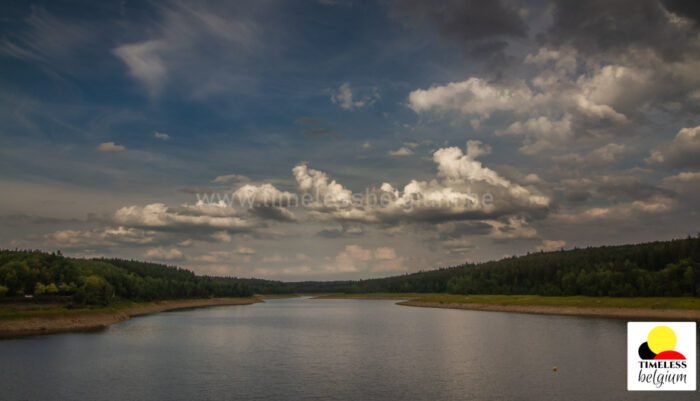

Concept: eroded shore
[[0, 297, 261, 339], [397, 300, 700, 320]]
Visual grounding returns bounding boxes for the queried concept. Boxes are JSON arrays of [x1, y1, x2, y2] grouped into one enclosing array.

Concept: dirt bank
[[397, 301, 700, 320], [0, 297, 261, 339]]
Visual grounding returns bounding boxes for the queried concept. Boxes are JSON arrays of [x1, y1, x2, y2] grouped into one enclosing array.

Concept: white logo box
[[628, 322, 696, 391]]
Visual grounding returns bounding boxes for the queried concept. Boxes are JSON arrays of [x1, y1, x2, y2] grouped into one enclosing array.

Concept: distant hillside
[[2, 236, 699, 302], [280, 236, 700, 297], [0, 251, 252, 305]]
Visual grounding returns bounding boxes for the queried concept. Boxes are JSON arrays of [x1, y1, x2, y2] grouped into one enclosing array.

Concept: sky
[[1, 0, 699, 281]]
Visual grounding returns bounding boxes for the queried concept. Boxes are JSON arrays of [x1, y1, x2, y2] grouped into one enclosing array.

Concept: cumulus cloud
[[324, 245, 405, 273], [144, 247, 183, 261], [646, 126, 700, 168], [96, 142, 126, 152], [293, 141, 549, 226], [113, 202, 254, 230]]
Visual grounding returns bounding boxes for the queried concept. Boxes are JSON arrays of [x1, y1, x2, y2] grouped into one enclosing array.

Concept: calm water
[[0, 298, 696, 400]]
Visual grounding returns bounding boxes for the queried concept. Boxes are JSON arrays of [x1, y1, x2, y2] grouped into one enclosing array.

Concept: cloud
[[536, 240, 566, 252], [294, 141, 549, 226], [324, 245, 405, 273], [111, 1, 260, 98], [330, 82, 378, 110], [212, 173, 250, 183], [553, 143, 631, 166], [154, 131, 170, 140], [390, 0, 528, 58], [144, 247, 183, 261], [552, 195, 675, 223], [96, 142, 126, 152], [112, 40, 168, 97], [646, 126, 700, 169], [545, 0, 700, 61], [0, 7, 93, 65], [41, 226, 162, 249], [388, 146, 414, 156], [211, 230, 232, 243], [113, 202, 254, 230], [497, 116, 574, 155]]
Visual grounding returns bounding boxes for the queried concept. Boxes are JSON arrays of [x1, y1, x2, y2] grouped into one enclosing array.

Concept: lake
[[0, 298, 696, 400]]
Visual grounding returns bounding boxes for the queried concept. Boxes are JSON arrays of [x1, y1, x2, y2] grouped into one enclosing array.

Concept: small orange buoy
[[553, 366, 557, 372]]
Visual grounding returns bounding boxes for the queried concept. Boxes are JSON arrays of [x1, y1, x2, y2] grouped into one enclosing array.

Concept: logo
[[628, 322, 696, 391]]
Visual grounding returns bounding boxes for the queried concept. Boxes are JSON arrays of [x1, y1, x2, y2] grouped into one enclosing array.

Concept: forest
[[2, 236, 699, 304], [0, 250, 252, 305], [277, 236, 700, 297]]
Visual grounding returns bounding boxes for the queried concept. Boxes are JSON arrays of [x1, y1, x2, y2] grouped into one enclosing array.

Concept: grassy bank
[[313, 293, 700, 320], [313, 293, 700, 309], [0, 297, 261, 339]]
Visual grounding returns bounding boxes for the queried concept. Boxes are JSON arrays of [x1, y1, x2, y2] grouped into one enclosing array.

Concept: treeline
[[2, 237, 699, 303], [0, 250, 253, 305], [277, 236, 700, 297]]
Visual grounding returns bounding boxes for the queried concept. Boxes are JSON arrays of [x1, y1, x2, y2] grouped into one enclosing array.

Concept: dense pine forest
[[279, 236, 700, 297], [2, 236, 699, 304], [0, 251, 253, 305]]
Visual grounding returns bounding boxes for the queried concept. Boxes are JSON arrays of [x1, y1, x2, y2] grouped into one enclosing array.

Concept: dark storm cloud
[[390, 0, 528, 57], [661, 0, 700, 26], [545, 0, 700, 60]]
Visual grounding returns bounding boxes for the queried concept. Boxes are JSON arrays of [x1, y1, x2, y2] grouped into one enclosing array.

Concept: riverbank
[[314, 293, 700, 320], [0, 297, 261, 339]]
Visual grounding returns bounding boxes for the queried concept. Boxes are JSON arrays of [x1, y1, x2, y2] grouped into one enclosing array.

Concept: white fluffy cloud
[[294, 141, 549, 225]]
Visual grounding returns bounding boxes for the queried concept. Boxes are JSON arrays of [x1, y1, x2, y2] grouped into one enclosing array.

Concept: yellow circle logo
[[647, 326, 677, 355]]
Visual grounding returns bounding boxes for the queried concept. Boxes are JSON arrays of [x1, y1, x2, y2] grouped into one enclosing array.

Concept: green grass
[[0, 301, 142, 320], [314, 293, 700, 309]]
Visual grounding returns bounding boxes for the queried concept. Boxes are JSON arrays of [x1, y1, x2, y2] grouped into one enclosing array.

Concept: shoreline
[[312, 293, 700, 320], [397, 301, 700, 320], [0, 297, 262, 339]]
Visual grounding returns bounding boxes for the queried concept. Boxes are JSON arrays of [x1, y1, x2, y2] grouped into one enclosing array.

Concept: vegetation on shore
[[0, 250, 253, 306], [270, 236, 700, 297], [2, 237, 699, 310], [314, 293, 700, 310]]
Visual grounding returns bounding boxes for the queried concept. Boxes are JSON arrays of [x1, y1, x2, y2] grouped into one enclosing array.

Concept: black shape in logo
[[638, 341, 657, 360]]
